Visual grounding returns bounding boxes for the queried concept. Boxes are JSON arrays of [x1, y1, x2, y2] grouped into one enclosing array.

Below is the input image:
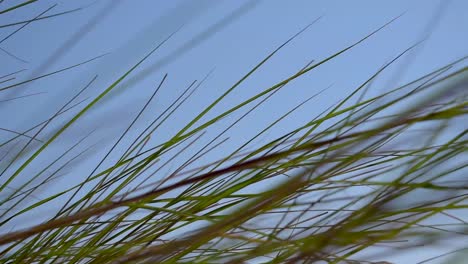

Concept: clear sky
[[0, 0, 467, 263]]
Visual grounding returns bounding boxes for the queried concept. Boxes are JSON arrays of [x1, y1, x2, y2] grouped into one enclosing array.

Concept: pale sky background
[[0, 0, 467, 263]]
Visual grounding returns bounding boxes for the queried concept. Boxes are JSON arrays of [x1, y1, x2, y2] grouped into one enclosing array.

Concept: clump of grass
[[0, 2, 467, 264]]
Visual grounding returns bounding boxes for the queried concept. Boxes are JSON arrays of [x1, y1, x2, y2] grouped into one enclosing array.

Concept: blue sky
[[0, 0, 467, 263]]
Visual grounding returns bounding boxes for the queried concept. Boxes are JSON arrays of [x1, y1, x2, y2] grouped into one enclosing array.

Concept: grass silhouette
[[0, 2, 466, 263]]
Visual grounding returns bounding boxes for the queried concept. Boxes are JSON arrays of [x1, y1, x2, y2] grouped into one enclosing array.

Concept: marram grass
[[0, 2, 467, 264]]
